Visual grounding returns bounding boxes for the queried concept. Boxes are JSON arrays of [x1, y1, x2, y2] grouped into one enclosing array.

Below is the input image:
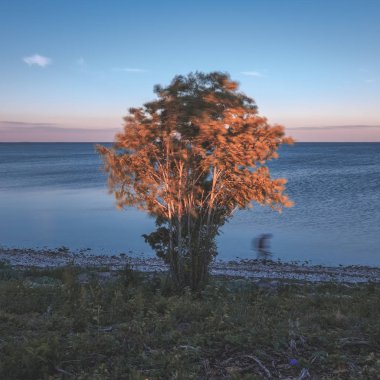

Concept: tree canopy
[[97, 72, 293, 290]]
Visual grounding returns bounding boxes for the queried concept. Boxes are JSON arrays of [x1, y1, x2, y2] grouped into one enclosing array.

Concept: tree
[[97, 72, 293, 291]]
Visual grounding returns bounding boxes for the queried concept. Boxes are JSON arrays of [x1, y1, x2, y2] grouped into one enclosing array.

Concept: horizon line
[[1, 141, 380, 144]]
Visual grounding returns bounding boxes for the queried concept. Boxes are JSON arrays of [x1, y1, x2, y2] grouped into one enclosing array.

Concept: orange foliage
[[97, 72, 293, 290]]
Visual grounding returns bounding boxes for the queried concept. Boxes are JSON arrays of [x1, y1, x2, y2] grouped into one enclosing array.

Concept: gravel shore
[[1, 246, 379, 283]]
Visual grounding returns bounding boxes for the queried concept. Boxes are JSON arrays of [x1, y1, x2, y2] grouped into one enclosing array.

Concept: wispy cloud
[[365, 78, 376, 83], [240, 71, 263, 77], [112, 67, 147, 73], [0, 121, 119, 142], [23, 54, 52, 67], [76, 57, 86, 67], [288, 125, 380, 142], [73, 58, 105, 77], [287, 125, 380, 131], [0, 121, 59, 127]]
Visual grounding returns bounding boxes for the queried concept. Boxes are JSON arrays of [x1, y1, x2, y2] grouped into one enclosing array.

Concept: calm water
[[0, 143, 379, 266]]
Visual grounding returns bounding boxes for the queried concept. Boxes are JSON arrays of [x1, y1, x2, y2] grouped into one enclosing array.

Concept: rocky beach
[[1, 246, 379, 284]]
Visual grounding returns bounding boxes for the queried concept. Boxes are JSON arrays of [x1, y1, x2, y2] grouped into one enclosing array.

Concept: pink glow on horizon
[[0, 125, 120, 142], [289, 126, 380, 142], [1, 122, 380, 142]]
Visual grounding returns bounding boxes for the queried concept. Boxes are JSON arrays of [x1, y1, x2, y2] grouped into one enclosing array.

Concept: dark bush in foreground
[[0, 264, 379, 379]]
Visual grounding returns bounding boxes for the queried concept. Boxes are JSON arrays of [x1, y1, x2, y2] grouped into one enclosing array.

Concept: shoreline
[[1, 246, 380, 283]]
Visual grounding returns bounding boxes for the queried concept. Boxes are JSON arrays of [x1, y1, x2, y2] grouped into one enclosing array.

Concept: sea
[[0, 142, 379, 266]]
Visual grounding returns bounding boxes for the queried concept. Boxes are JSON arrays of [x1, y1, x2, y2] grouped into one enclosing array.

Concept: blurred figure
[[252, 233, 273, 259]]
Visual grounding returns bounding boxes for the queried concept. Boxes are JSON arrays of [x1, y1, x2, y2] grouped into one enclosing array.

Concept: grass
[[0, 260, 379, 379]]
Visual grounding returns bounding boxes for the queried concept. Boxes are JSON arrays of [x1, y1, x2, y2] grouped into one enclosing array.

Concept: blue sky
[[1, 0, 379, 141]]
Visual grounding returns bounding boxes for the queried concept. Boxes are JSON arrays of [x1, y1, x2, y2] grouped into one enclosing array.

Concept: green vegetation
[[0, 261, 379, 379]]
